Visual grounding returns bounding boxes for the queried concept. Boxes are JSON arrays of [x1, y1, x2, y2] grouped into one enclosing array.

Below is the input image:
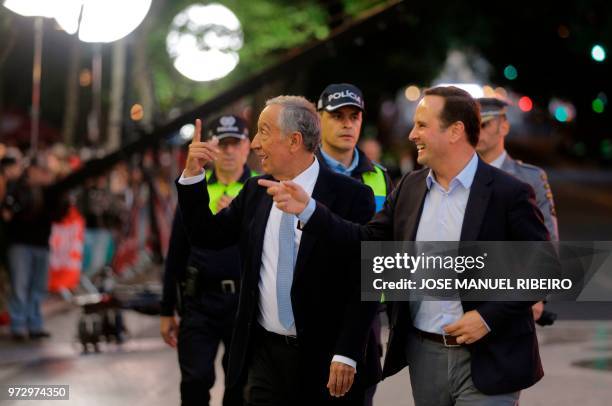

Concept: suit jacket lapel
[[460, 159, 493, 241], [404, 171, 429, 241], [249, 176, 274, 286], [293, 167, 336, 282]]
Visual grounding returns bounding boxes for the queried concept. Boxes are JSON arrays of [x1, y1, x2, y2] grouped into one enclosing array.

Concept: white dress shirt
[[257, 159, 319, 336]]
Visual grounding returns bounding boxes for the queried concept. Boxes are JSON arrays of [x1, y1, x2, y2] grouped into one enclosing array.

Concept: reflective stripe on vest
[[206, 170, 257, 214], [361, 165, 387, 212]]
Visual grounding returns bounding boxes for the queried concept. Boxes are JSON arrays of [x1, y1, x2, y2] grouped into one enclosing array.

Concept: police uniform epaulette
[[515, 160, 544, 173]]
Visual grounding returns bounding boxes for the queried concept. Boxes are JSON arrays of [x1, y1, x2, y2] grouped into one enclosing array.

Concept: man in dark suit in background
[[176, 96, 381, 405], [261, 86, 550, 405]]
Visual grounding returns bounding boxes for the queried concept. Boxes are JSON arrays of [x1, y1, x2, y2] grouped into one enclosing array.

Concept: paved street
[[1, 303, 612, 406]]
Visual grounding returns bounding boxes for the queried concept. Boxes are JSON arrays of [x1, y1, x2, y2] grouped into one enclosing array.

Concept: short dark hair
[[423, 86, 481, 147]]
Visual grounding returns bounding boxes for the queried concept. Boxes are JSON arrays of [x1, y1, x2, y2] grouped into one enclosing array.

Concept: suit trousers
[[244, 325, 366, 406], [405, 330, 520, 406]]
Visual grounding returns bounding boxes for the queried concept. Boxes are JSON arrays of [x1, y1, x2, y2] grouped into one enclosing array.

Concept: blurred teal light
[[591, 45, 606, 62], [554, 106, 568, 122], [503, 65, 518, 80]]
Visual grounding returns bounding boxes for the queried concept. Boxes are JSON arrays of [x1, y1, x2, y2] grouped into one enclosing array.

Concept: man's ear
[[499, 117, 510, 138], [290, 131, 303, 151], [449, 121, 466, 144]]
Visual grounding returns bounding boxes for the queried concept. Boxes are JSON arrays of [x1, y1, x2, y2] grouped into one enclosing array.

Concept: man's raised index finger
[[193, 118, 202, 143]]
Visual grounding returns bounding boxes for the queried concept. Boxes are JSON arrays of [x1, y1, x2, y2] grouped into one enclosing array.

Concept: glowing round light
[[518, 96, 533, 112], [557, 25, 570, 39], [503, 65, 518, 80], [482, 85, 495, 97], [180, 123, 195, 140], [591, 45, 606, 62], [3, 0, 56, 17], [494, 87, 508, 98], [167, 3, 243, 82], [554, 107, 568, 122], [130, 104, 144, 121], [549, 98, 576, 122], [404, 86, 420, 101], [54, 0, 152, 43], [592, 98, 605, 113], [79, 69, 92, 87]]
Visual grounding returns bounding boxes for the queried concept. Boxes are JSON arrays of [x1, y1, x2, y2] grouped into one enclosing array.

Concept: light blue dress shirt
[[412, 153, 479, 334], [319, 148, 359, 176]]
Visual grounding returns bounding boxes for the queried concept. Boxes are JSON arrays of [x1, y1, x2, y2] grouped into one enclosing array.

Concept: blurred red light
[[518, 96, 533, 112]]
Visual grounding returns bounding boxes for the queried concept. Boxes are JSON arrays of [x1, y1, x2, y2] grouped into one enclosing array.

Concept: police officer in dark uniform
[[160, 115, 256, 406], [316, 83, 392, 211], [316, 83, 392, 406], [476, 97, 559, 324]]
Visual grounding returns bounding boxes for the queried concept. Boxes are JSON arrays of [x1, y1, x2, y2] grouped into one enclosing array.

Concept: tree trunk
[[61, 36, 81, 146], [0, 12, 17, 139], [106, 38, 127, 152]]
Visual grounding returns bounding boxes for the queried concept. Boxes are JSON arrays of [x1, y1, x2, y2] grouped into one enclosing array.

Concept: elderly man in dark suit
[[262, 86, 550, 405], [176, 95, 381, 405]]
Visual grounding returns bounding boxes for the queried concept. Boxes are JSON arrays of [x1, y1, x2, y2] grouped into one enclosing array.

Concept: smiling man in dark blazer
[[176, 96, 381, 405], [261, 87, 550, 405]]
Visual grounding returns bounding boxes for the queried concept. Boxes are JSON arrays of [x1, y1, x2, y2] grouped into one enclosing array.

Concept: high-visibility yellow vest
[[361, 164, 387, 212], [206, 169, 258, 214]]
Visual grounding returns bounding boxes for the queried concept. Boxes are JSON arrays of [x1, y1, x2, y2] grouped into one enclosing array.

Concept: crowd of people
[[0, 142, 177, 340]]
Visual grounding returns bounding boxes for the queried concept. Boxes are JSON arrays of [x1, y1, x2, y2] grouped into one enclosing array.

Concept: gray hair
[[265, 95, 320, 153]]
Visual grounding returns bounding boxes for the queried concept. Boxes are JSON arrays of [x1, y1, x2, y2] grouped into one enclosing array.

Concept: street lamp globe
[[3, 0, 56, 17], [54, 0, 152, 43], [166, 3, 243, 82]]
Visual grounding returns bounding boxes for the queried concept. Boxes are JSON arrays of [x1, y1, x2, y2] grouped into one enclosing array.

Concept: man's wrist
[[297, 198, 316, 224], [332, 355, 357, 371], [179, 170, 206, 185], [184, 168, 204, 178]]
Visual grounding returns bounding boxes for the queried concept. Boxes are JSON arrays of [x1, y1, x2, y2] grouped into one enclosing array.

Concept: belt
[[255, 324, 299, 348], [184, 267, 240, 296], [413, 328, 462, 347], [199, 278, 240, 294]]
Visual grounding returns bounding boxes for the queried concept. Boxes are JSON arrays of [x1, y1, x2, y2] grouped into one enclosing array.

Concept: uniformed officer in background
[[316, 83, 392, 406], [160, 115, 256, 406], [316, 83, 392, 213], [476, 97, 558, 324]]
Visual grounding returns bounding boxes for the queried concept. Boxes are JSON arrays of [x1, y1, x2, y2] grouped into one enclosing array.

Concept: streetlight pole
[[88, 44, 102, 145], [30, 16, 43, 153]]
